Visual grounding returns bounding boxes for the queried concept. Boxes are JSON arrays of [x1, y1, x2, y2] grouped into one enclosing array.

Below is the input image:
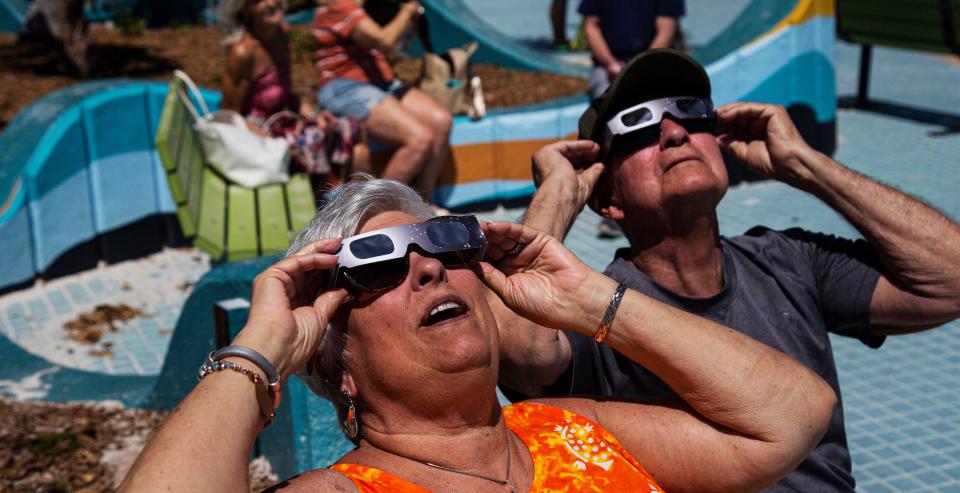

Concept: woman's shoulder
[[226, 36, 258, 63], [264, 468, 357, 492]]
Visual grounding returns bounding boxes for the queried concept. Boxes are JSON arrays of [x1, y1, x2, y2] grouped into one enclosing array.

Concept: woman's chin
[[427, 329, 495, 375]]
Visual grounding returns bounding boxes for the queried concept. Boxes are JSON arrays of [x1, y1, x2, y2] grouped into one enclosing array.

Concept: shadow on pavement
[[838, 96, 960, 137]]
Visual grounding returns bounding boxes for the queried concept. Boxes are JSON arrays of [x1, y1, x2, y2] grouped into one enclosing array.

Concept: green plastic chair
[[154, 74, 316, 262]]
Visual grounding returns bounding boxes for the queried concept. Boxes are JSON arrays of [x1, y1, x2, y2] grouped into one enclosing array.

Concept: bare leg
[[351, 142, 371, 175], [398, 88, 453, 201], [363, 96, 435, 188]]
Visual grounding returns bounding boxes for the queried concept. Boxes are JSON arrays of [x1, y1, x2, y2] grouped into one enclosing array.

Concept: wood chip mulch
[[0, 24, 587, 135], [0, 397, 278, 492], [0, 398, 168, 492], [63, 303, 144, 343]]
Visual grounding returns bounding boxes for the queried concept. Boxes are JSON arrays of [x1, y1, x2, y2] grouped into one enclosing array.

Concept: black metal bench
[[837, 0, 960, 107]]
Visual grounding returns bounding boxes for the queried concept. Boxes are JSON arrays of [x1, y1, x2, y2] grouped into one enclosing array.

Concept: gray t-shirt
[[558, 226, 883, 492]]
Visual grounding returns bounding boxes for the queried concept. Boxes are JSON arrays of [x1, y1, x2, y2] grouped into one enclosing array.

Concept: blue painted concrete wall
[[0, 81, 220, 293]]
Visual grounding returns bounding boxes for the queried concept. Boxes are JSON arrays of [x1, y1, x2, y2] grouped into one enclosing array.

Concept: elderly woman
[[313, 1, 452, 203], [219, 0, 368, 181], [121, 178, 835, 492]]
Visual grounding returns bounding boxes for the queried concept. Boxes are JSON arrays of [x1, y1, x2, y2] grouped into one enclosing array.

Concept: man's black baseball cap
[[577, 49, 712, 212], [578, 49, 712, 149]]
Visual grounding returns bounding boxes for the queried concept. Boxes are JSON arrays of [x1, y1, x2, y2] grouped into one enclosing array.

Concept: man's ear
[[599, 204, 625, 221], [598, 171, 625, 220]]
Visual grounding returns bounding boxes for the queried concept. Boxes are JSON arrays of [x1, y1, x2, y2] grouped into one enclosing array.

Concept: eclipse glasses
[[601, 96, 716, 158], [333, 215, 486, 293]]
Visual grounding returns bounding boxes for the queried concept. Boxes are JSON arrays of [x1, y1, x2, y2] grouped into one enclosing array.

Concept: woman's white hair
[[218, 0, 255, 46], [289, 175, 434, 443], [218, 0, 289, 46]]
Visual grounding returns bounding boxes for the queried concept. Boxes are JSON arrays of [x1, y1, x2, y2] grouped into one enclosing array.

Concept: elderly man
[[495, 49, 960, 492]]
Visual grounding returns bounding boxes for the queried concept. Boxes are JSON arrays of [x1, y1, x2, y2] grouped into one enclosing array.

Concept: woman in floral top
[[123, 179, 836, 492]]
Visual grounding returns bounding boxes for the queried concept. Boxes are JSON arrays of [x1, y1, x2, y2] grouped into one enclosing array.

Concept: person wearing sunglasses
[[121, 178, 837, 492], [501, 49, 960, 492]]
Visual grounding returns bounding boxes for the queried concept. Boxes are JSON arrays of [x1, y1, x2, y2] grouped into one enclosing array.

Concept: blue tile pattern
[[0, 250, 209, 376]]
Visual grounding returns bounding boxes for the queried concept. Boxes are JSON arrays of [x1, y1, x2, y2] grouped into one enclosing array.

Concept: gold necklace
[[419, 436, 515, 492]]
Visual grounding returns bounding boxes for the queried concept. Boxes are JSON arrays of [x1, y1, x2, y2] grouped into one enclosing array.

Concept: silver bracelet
[[593, 281, 627, 343], [197, 345, 282, 427], [212, 345, 280, 385]]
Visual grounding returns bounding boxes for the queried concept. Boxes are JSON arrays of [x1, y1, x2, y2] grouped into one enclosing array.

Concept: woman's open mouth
[[421, 297, 470, 327]]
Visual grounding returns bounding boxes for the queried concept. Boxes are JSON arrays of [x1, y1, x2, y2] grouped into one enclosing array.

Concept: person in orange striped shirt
[[122, 179, 836, 492], [313, 0, 452, 205]]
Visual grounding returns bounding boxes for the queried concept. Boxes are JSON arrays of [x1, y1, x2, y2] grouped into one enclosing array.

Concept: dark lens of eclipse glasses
[[611, 117, 716, 157], [348, 234, 395, 259]]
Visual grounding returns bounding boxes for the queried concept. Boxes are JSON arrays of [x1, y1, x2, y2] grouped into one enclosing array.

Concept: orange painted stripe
[[369, 136, 581, 186], [768, 0, 835, 37]]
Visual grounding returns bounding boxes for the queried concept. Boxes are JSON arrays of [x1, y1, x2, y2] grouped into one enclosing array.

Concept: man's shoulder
[[602, 248, 639, 280], [728, 226, 864, 257]]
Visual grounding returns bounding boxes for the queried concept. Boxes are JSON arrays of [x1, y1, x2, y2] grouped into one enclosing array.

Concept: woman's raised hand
[[232, 238, 352, 382], [478, 221, 610, 331]]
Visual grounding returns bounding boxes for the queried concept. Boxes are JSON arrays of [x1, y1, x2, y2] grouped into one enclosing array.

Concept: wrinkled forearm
[[119, 372, 262, 491], [578, 275, 836, 467], [521, 178, 584, 240], [796, 148, 960, 310]]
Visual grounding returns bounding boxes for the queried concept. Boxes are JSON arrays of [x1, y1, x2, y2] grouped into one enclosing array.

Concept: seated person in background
[[219, 0, 368, 184], [121, 178, 836, 492], [313, 0, 452, 205]]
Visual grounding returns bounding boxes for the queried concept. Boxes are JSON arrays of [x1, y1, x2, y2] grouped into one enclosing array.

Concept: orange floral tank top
[[329, 402, 665, 492]]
